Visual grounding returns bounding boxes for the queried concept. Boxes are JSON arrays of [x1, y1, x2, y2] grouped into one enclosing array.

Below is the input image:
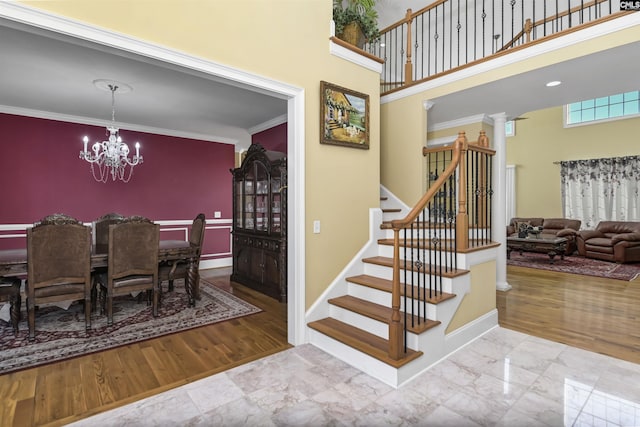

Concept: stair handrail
[[387, 132, 468, 360], [498, 0, 610, 51]]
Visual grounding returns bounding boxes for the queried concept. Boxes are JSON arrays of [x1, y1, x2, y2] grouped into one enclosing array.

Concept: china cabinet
[[230, 144, 287, 302]]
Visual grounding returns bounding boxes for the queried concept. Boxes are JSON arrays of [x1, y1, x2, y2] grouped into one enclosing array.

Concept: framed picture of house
[[320, 81, 369, 149]]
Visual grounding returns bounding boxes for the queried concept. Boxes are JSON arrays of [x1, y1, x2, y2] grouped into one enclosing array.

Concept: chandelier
[[79, 81, 143, 183]]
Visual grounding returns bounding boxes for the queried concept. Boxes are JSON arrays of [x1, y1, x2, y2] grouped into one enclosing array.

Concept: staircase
[[307, 133, 500, 387]]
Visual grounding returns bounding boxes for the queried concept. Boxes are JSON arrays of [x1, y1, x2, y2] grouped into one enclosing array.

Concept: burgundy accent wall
[[0, 113, 234, 224], [251, 122, 287, 153]]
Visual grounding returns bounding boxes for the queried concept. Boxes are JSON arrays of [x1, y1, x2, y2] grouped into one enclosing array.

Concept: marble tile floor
[[69, 327, 640, 427]]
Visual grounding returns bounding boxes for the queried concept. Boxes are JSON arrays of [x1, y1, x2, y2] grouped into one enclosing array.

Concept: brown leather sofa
[[507, 217, 582, 255], [577, 221, 640, 263]]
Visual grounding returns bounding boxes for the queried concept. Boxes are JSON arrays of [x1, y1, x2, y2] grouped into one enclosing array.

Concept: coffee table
[[506, 236, 568, 264]]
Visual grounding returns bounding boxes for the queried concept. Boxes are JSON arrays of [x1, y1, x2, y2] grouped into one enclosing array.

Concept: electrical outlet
[[313, 220, 321, 234], [214, 211, 221, 218]]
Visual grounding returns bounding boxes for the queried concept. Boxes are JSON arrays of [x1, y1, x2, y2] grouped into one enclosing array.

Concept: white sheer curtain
[[560, 156, 640, 229], [506, 165, 516, 226]]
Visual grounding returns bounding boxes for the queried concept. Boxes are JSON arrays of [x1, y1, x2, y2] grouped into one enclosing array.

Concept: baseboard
[[444, 308, 499, 354], [199, 258, 232, 270]]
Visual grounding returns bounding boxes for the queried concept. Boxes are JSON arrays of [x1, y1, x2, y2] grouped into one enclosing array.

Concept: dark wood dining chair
[[98, 216, 160, 326], [90, 213, 124, 309], [26, 213, 92, 341], [0, 277, 21, 335], [92, 212, 125, 254], [159, 213, 206, 294]]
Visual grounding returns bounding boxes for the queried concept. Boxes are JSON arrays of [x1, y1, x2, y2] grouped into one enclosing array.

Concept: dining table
[[0, 240, 200, 306]]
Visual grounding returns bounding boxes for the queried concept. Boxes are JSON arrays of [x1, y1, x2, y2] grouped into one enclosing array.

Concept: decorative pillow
[[516, 221, 530, 238]]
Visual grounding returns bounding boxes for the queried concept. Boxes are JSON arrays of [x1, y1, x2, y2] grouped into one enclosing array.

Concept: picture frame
[[320, 81, 369, 149]]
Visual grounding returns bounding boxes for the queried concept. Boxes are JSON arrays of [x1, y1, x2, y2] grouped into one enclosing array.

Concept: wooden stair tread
[[362, 256, 468, 278], [382, 208, 402, 213], [308, 318, 423, 368], [329, 295, 440, 334], [346, 274, 456, 304], [380, 221, 489, 230], [378, 238, 457, 251], [379, 196, 388, 201], [373, 238, 499, 254]]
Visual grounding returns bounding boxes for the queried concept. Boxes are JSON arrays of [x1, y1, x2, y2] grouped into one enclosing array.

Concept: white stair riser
[[362, 264, 454, 293], [308, 330, 401, 387], [328, 304, 389, 340], [347, 282, 439, 320], [382, 228, 490, 240], [377, 244, 461, 262]]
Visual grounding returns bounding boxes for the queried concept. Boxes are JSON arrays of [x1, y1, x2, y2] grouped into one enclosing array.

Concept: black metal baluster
[[457, 0, 462, 67], [466, 0, 469, 64], [434, 7, 439, 74], [482, 0, 486, 57], [427, 10, 432, 77]]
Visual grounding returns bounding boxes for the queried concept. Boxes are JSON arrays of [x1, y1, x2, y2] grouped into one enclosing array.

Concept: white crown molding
[[428, 114, 491, 132], [0, 104, 239, 145], [381, 13, 640, 105], [247, 113, 288, 136]]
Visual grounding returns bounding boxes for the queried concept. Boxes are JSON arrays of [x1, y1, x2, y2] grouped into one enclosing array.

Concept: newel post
[[404, 9, 413, 86], [524, 18, 533, 43], [389, 227, 403, 360], [455, 132, 469, 251]]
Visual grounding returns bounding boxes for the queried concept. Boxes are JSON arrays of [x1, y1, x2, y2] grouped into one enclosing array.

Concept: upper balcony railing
[[365, 0, 631, 95]]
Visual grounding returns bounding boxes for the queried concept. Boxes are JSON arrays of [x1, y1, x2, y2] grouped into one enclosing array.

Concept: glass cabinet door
[[235, 181, 243, 228], [254, 162, 268, 232], [243, 169, 255, 229], [271, 177, 282, 233]]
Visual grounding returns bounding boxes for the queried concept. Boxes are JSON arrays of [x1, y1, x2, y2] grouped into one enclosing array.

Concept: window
[[505, 120, 515, 137], [566, 91, 640, 126]]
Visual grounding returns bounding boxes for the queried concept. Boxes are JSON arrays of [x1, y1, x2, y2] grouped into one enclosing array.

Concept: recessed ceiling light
[[546, 80, 562, 87]]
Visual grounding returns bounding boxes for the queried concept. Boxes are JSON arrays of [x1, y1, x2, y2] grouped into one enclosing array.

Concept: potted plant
[[333, 0, 380, 49]]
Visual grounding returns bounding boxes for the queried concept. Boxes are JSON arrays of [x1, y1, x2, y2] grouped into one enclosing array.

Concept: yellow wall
[[446, 260, 496, 333], [380, 97, 426, 205], [22, 0, 381, 308], [506, 107, 640, 218]]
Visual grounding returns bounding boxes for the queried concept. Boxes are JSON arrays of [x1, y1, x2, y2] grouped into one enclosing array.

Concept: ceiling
[[0, 18, 288, 149], [1, 12, 638, 148], [426, 40, 640, 125]]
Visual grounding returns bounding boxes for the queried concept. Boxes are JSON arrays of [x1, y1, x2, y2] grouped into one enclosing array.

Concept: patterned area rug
[[507, 252, 640, 281], [0, 279, 261, 374]]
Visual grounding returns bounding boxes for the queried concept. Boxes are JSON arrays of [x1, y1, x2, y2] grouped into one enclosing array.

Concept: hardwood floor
[[0, 268, 289, 427], [501, 264, 640, 365]]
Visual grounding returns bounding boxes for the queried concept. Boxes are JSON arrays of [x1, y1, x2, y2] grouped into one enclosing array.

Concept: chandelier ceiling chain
[[79, 81, 143, 183]]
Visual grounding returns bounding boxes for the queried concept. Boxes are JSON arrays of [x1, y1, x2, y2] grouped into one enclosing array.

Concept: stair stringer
[[305, 208, 387, 327]]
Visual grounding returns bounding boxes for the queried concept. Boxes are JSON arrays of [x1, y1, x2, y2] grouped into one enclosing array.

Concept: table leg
[[548, 251, 557, 263], [186, 258, 198, 307]]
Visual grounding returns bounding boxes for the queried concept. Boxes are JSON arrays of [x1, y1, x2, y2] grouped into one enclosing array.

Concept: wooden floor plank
[[501, 264, 640, 364]]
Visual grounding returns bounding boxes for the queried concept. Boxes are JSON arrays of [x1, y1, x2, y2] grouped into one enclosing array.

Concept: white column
[[491, 113, 512, 291]]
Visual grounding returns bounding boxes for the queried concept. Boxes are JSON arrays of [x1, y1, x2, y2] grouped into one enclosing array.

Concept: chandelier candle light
[[79, 80, 143, 183]]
